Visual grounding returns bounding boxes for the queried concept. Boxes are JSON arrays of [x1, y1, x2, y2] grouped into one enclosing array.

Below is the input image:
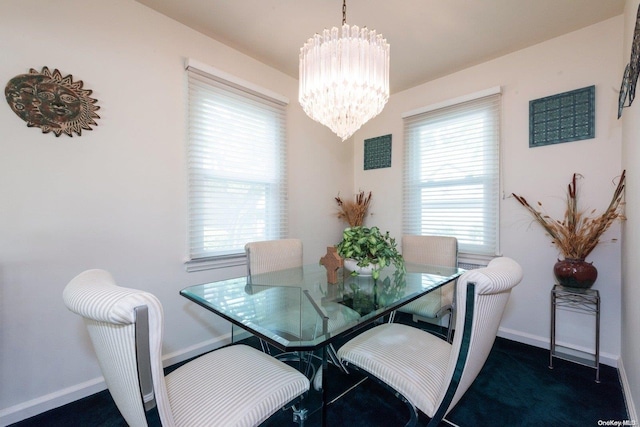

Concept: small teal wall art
[[529, 85, 595, 148], [364, 134, 392, 170]]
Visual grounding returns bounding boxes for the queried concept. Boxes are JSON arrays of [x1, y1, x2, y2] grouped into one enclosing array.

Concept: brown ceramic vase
[[553, 258, 598, 289]]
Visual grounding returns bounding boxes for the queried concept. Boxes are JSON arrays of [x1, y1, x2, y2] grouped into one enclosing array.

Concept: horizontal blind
[[187, 67, 287, 260], [403, 93, 501, 256]]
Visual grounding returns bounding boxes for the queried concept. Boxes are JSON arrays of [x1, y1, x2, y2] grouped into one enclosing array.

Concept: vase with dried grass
[[335, 190, 372, 227], [512, 171, 626, 289]]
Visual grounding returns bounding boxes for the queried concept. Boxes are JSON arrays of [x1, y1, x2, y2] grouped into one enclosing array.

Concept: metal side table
[[549, 285, 600, 382]]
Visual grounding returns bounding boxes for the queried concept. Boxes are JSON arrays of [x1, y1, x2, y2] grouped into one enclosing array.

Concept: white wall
[[0, 0, 351, 423], [621, 0, 640, 421], [354, 17, 624, 364]]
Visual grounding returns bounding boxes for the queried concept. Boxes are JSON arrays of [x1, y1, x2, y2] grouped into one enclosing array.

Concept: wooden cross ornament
[[320, 246, 343, 284]]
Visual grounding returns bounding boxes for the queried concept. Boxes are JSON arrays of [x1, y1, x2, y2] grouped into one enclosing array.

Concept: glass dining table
[[180, 262, 464, 426]]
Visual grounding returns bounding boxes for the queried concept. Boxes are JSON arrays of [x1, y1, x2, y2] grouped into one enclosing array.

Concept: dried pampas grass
[[335, 191, 372, 227], [512, 171, 626, 260]]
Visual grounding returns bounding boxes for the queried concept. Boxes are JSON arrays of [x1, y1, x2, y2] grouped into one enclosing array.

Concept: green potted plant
[[336, 226, 405, 280]]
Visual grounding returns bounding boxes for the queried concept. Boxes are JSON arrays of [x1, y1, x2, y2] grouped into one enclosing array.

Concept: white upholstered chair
[[391, 235, 458, 341], [63, 269, 309, 427], [245, 240, 361, 339], [338, 257, 523, 426], [245, 239, 308, 348], [246, 238, 303, 276], [245, 239, 360, 390], [245, 239, 310, 347]]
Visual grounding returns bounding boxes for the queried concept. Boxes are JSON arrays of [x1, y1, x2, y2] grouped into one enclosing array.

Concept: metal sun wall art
[[5, 67, 100, 137], [619, 3, 640, 119]]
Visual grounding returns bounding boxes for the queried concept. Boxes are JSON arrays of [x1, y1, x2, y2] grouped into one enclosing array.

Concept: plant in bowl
[[336, 226, 405, 280]]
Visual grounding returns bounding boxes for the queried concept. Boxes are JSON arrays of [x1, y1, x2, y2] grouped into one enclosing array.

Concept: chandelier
[[299, 0, 390, 141]]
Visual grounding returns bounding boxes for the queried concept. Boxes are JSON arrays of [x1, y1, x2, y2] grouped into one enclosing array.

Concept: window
[[186, 60, 288, 271], [402, 89, 501, 260]]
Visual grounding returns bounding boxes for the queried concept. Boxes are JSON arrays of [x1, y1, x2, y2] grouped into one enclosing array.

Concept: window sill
[[185, 253, 246, 272], [458, 252, 497, 269]]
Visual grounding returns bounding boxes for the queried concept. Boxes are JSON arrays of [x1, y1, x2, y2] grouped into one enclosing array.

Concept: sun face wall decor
[[5, 67, 100, 137]]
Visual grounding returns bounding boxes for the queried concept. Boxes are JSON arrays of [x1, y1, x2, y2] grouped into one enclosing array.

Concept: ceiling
[[135, 0, 624, 94]]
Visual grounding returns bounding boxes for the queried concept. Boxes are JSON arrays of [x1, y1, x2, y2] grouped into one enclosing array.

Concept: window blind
[[403, 92, 501, 257], [186, 65, 288, 266]]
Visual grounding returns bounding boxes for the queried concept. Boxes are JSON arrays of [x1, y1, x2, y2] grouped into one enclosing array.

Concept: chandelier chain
[[342, 0, 346, 25]]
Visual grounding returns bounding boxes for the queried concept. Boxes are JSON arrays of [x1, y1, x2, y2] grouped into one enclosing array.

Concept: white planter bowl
[[344, 258, 377, 276]]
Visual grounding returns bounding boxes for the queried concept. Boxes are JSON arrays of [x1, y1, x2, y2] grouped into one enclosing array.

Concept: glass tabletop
[[180, 262, 464, 351]]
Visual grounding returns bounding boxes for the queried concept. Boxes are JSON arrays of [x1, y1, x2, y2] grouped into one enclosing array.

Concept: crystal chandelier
[[299, 0, 390, 141]]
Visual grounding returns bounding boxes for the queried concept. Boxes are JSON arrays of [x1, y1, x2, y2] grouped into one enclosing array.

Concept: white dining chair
[[245, 239, 309, 349], [63, 269, 309, 427], [338, 257, 523, 426], [245, 239, 360, 390], [246, 238, 304, 276], [245, 240, 363, 341], [390, 235, 458, 342]]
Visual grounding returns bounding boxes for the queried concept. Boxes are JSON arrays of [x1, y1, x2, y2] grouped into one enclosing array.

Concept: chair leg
[[445, 309, 454, 343], [403, 400, 418, 427], [291, 402, 308, 426], [303, 351, 316, 379], [327, 344, 348, 374], [313, 344, 348, 391], [342, 361, 419, 426], [259, 338, 272, 354]]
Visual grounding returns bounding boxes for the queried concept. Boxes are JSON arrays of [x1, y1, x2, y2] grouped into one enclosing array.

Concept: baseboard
[[0, 334, 230, 427], [617, 358, 639, 422], [0, 377, 106, 427], [497, 326, 618, 367]]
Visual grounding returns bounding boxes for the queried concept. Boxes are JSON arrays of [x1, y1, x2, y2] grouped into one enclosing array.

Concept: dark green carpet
[[11, 317, 628, 427]]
